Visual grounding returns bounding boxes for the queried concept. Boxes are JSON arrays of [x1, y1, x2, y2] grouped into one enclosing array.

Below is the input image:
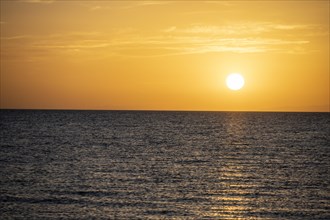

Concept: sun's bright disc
[[226, 73, 245, 90]]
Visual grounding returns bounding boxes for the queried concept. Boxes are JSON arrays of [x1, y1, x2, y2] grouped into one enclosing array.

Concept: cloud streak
[[20, 0, 55, 3], [1, 22, 324, 60], [172, 23, 320, 36]]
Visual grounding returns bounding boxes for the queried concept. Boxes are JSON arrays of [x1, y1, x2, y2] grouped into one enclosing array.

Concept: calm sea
[[0, 110, 329, 219]]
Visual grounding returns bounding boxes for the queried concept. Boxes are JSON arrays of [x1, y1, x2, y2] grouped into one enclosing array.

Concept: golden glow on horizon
[[226, 73, 245, 91], [0, 1, 329, 111]]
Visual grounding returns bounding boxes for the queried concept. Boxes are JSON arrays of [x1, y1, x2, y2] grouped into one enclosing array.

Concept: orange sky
[[1, 1, 329, 111]]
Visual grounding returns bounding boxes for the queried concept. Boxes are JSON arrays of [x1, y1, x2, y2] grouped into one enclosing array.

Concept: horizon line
[[0, 108, 329, 113]]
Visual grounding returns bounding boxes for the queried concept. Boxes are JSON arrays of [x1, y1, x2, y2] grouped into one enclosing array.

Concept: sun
[[226, 73, 245, 90]]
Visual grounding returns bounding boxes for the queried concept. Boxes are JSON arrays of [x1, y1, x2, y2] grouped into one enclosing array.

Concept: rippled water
[[0, 110, 329, 219]]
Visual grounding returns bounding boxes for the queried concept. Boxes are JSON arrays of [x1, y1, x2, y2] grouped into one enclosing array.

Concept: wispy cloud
[[20, 0, 55, 3], [1, 32, 110, 61], [84, 1, 171, 12], [120, 1, 171, 9], [203, 1, 237, 6], [163, 26, 177, 33], [90, 5, 102, 11], [1, 22, 325, 60], [177, 22, 318, 35], [137, 1, 171, 6]]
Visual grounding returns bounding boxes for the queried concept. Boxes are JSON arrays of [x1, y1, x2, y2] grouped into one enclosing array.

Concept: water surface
[[0, 110, 329, 219]]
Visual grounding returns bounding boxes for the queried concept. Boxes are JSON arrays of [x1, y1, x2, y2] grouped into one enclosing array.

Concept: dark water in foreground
[[0, 110, 329, 219]]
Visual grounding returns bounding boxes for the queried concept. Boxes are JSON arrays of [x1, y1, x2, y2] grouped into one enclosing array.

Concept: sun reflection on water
[[198, 164, 260, 219], [202, 113, 262, 219]]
